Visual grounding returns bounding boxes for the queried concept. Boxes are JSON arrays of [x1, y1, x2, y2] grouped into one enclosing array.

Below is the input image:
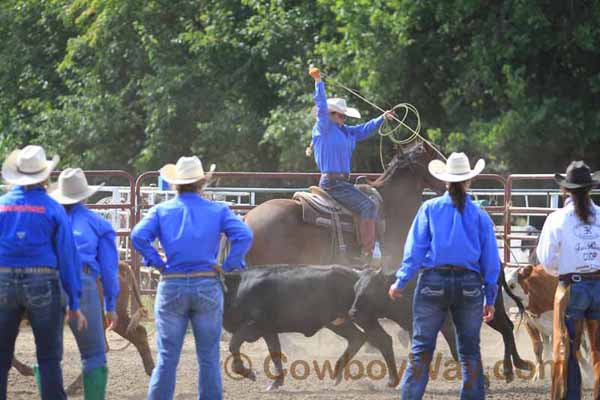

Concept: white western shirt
[[536, 202, 600, 276]]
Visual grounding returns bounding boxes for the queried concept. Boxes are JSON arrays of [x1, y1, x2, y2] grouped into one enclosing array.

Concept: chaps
[[552, 282, 571, 400], [585, 320, 600, 400]]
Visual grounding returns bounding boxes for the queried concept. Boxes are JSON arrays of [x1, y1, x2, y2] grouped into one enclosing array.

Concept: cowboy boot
[[83, 366, 108, 400], [359, 219, 376, 266]]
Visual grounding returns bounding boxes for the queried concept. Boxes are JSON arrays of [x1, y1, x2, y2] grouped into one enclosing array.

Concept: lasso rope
[[319, 72, 447, 169]]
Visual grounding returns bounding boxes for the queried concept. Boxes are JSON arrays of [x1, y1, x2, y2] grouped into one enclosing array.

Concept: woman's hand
[[483, 305, 495, 323], [106, 311, 119, 331], [388, 284, 403, 300], [69, 309, 88, 332], [309, 66, 321, 82], [383, 110, 396, 121]]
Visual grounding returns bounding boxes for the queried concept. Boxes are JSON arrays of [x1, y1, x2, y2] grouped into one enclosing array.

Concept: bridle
[[368, 140, 432, 188]]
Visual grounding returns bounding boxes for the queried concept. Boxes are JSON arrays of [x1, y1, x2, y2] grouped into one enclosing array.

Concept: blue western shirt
[[394, 192, 501, 305], [312, 81, 384, 174], [68, 203, 120, 312], [131, 193, 253, 274], [0, 186, 81, 310]]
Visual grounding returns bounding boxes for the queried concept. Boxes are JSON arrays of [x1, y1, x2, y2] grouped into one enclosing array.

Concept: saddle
[[293, 184, 384, 259]]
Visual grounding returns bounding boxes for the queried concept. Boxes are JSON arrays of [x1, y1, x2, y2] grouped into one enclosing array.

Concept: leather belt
[[559, 270, 600, 283], [431, 265, 471, 273], [160, 271, 218, 281], [322, 173, 350, 181], [0, 267, 58, 275]]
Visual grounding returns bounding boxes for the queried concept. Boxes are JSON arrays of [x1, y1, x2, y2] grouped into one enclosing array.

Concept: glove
[[309, 67, 321, 80]]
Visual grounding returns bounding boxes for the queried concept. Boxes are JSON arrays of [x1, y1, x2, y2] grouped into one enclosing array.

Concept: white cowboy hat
[[160, 156, 216, 185], [1, 145, 60, 186], [312, 98, 361, 119], [428, 152, 486, 183], [49, 168, 105, 205]]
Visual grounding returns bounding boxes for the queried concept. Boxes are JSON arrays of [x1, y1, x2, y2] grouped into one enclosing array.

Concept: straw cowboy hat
[[49, 168, 105, 205], [554, 161, 600, 189], [312, 98, 361, 119], [160, 156, 216, 185], [428, 152, 485, 183], [1, 145, 60, 186]]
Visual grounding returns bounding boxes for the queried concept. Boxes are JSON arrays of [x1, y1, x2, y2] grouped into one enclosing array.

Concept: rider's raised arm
[[313, 81, 329, 134], [346, 115, 385, 142]]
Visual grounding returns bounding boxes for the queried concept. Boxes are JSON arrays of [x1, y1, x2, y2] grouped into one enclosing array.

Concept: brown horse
[[244, 140, 532, 382], [242, 140, 457, 386], [245, 139, 444, 268]]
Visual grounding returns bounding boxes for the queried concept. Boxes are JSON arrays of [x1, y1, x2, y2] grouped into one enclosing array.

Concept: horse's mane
[[370, 140, 428, 187]]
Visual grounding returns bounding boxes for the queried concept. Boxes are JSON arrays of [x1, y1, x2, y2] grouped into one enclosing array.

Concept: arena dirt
[[7, 322, 594, 399]]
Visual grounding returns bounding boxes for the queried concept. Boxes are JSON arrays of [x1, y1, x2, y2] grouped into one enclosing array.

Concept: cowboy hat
[[428, 152, 485, 183], [312, 98, 361, 119], [160, 156, 216, 185], [49, 168, 105, 205], [1, 145, 60, 186], [554, 161, 600, 189]]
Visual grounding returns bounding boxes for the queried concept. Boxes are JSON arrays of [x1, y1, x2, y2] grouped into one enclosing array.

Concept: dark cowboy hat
[[554, 161, 600, 189]]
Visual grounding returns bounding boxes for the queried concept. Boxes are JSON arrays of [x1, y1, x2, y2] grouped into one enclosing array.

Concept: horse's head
[[370, 138, 446, 194]]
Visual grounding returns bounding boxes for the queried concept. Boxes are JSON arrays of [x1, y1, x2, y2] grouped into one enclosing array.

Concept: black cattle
[[222, 265, 460, 389], [223, 265, 365, 390], [349, 266, 531, 383]]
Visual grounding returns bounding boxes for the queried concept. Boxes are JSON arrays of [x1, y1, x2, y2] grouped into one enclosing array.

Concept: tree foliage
[[1, 0, 599, 174]]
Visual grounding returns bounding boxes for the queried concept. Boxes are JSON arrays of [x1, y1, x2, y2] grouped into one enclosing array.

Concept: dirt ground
[[7, 322, 595, 399]]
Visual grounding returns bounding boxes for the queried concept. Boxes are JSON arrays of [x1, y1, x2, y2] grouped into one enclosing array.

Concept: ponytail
[[569, 187, 594, 224], [449, 182, 467, 213]]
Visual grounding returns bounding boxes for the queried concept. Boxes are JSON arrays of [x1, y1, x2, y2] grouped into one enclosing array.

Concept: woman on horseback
[[50, 168, 120, 400], [309, 67, 394, 262]]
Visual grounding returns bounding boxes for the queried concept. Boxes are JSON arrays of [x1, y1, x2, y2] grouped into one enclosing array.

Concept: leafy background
[[1, 0, 599, 175]]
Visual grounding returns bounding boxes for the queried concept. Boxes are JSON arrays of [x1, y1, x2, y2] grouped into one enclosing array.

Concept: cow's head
[[505, 266, 533, 308], [349, 268, 395, 324]]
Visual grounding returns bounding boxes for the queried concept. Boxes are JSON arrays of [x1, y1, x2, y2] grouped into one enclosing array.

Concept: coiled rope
[[317, 71, 447, 169]]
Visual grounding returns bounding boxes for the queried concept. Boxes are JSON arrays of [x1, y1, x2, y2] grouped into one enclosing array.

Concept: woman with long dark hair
[[389, 152, 500, 399], [537, 161, 600, 400]]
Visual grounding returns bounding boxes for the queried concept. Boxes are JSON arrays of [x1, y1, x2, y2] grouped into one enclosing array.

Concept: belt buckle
[[571, 274, 582, 283]]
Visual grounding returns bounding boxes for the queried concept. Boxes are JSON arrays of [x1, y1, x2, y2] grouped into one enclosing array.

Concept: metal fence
[[6, 169, 586, 293]]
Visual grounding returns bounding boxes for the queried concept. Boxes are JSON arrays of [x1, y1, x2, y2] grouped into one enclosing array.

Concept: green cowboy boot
[[33, 365, 42, 397], [83, 366, 108, 400]]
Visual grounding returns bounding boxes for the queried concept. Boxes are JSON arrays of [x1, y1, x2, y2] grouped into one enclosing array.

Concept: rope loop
[[317, 71, 447, 169]]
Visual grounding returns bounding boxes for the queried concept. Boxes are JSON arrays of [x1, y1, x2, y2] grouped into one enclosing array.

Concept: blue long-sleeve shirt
[[68, 203, 120, 312], [131, 193, 253, 274], [312, 81, 384, 174], [0, 186, 82, 310], [394, 192, 501, 305]]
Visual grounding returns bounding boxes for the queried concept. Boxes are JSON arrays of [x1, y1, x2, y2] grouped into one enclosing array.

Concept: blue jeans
[[147, 277, 224, 400], [0, 272, 66, 400], [564, 280, 600, 399], [319, 177, 377, 219], [400, 270, 485, 400], [69, 272, 106, 373]]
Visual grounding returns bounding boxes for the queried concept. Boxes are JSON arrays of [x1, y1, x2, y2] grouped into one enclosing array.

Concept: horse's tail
[[121, 262, 148, 335]]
